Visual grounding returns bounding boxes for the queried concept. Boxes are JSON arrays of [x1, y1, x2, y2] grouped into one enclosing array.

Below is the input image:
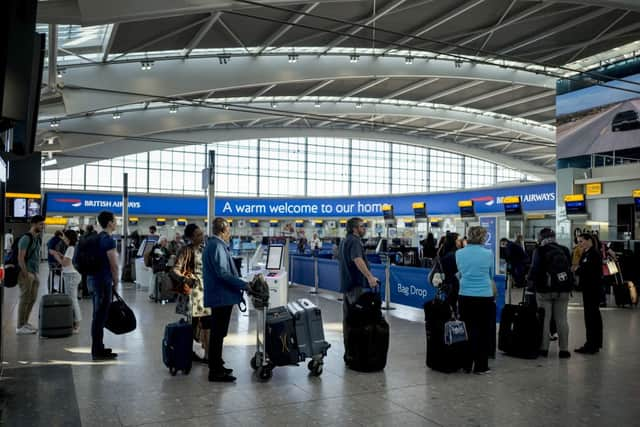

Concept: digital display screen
[[266, 245, 284, 270], [634, 197, 640, 212], [460, 205, 476, 218], [13, 198, 27, 218], [413, 206, 427, 219], [565, 200, 587, 215], [504, 202, 523, 217], [382, 205, 394, 220]]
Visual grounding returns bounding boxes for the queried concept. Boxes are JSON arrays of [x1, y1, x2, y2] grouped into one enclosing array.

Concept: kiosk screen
[[266, 245, 284, 270], [565, 200, 587, 215]]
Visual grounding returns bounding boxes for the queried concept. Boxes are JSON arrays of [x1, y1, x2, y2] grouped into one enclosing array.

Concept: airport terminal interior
[[2, 0, 640, 426]]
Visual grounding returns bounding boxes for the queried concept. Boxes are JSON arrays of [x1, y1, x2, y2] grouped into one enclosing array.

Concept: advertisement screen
[[503, 202, 523, 217], [12, 198, 27, 218]]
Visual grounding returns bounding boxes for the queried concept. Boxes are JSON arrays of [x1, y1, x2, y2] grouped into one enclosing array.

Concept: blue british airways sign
[[46, 182, 555, 217]]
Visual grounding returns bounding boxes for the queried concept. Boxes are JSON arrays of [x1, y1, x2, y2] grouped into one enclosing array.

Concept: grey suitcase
[[39, 294, 74, 338], [286, 298, 330, 375]]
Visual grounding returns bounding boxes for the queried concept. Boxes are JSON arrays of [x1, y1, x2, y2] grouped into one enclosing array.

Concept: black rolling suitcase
[[423, 296, 467, 372], [266, 306, 300, 366], [162, 319, 192, 375], [39, 294, 74, 338], [498, 288, 545, 359], [344, 290, 389, 372]]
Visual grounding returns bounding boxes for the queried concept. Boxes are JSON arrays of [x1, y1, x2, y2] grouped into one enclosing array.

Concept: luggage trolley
[[250, 305, 274, 381], [247, 277, 330, 381]]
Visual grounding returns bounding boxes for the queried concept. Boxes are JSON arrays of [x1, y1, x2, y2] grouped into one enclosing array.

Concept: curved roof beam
[[43, 101, 554, 148], [56, 55, 555, 115], [52, 127, 554, 180]]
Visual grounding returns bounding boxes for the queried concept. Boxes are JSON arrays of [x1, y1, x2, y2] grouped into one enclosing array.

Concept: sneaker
[[559, 351, 571, 359], [549, 333, 559, 341], [473, 369, 491, 375], [16, 325, 37, 335], [24, 323, 38, 332]]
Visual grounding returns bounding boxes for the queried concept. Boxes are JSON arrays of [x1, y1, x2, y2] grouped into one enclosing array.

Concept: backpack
[[543, 243, 573, 292], [74, 232, 104, 275], [3, 233, 35, 288]]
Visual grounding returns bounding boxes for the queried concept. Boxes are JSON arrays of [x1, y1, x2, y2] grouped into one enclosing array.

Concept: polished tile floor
[[1, 263, 639, 426]]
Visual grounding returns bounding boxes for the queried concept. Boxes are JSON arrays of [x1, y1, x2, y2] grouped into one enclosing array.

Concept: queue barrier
[[289, 255, 507, 321]]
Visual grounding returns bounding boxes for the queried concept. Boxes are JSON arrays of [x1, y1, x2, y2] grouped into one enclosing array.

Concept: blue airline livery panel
[[46, 182, 556, 217]]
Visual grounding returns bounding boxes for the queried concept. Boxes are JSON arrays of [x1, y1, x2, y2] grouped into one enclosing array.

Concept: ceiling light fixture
[[112, 111, 121, 120], [288, 54, 298, 63], [271, 102, 278, 108], [169, 105, 178, 114], [218, 55, 230, 64], [314, 100, 321, 107], [454, 59, 463, 68], [42, 158, 57, 167], [50, 119, 60, 128], [350, 54, 359, 63], [56, 67, 66, 78], [223, 104, 230, 110], [405, 56, 414, 65], [355, 102, 362, 109], [140, 60, 154, 71]]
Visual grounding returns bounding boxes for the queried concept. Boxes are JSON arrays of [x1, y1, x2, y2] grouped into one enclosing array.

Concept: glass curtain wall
[[43, 137, 530, 196]]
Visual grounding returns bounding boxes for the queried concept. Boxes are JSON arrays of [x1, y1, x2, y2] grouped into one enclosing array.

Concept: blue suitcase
[[162, 319, 192, 375]]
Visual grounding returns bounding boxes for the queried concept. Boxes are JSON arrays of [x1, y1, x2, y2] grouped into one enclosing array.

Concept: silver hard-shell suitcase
[[286, 298, 330, 375], [39, 294, 74, 338]]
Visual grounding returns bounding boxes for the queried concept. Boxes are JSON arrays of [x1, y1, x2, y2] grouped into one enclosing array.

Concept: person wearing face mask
[[202, 218, 248, 382], [573, 233, 603, 354]]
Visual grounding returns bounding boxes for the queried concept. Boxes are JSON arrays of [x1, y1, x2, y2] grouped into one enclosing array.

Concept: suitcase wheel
[[169, 367, 178, 376], [257, 365, 273, 381], [308, 359, 323, 376]]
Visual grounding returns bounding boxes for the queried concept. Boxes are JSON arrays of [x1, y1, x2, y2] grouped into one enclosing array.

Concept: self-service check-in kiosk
[[263, 244, 288, 307]]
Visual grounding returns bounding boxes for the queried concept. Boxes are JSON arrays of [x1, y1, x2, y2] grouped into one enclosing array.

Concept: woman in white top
[[54, 229, 82, 333]]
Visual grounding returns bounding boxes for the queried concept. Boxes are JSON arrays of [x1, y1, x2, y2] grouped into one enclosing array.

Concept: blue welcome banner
[[46, 182, 555, 217]]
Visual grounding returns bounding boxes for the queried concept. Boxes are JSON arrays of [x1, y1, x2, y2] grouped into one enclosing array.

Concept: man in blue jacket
[[203, 217, 247, 382]]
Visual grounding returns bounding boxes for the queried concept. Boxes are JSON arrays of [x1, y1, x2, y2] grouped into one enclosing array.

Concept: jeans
[[18, 272, 39, 327], [459, 296, 495, 373], [63, 272, 82, 323], [89, 277, 112, 356], [536, 292, 570, 352], [208, 305, 233, 374]]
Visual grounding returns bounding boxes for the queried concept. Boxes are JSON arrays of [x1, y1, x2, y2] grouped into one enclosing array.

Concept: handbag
[[444, 319, 468, 345], [105, 291, 137, 335], [606, 259, 618, 275], [428, 257, 445, 287]]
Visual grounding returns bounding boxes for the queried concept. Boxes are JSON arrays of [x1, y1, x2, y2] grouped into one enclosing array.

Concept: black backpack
[[74, 232, 104, 275], [3, 233, 35, 288], [543, 243, 573, 292]]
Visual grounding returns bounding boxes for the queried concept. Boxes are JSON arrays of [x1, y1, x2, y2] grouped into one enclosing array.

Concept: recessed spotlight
[[140, 60, 154, 71], [112, 112, 121, 120]]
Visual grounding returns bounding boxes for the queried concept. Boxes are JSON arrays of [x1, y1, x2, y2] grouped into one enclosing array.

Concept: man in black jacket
[[527, 228, 573, 359]]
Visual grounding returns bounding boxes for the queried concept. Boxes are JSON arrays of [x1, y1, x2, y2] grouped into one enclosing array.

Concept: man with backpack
[[16, 215, 45, 335], [527, 228, 573, 359], [77, 211, 120, 360]]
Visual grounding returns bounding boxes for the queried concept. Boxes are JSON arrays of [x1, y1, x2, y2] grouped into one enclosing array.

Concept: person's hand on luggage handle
[[367, 275, 379, 288]]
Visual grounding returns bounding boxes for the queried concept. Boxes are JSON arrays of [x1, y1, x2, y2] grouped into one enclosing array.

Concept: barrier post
[[381, 255, 395, 311], [310, 255, 319, 294]]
